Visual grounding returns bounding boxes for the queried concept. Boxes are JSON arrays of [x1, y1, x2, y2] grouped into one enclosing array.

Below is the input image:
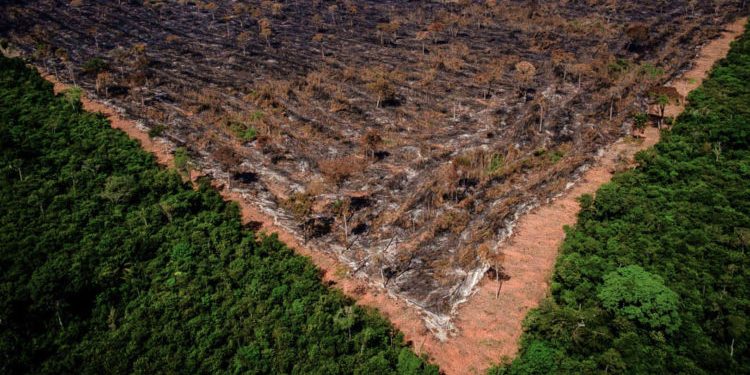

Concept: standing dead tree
[[514, 60, 536, 101], [473, 61, 506, 99], [258, 18, 272, 47], [236, 31, 252, 55], [363, 67, 398, 108], [477, 243, 509, 299], [551, 50, 576, 83], [95, 71, 112, 97], [334, 197, 351, 244], [376, 20, 400, 46], [360, 129, 382, 159]]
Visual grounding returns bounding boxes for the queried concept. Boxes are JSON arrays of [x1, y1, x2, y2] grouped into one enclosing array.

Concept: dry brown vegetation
[[0, 0, 743, 333]]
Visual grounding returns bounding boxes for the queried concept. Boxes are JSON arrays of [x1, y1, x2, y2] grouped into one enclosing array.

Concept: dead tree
[[514, 61, 536, 101], [360, 130, 382, 159], [258, 18, 272, 47], [237, 31, 252, 55]]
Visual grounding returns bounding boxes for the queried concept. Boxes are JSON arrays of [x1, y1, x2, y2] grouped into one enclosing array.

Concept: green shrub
[[148, 123, 166, 138], [82, 57, 107, 74]]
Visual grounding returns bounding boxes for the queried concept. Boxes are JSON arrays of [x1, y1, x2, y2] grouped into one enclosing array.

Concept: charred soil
[[1, 0, 745, 353]]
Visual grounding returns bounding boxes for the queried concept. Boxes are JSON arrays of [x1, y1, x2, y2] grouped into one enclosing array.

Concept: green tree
[[173, 146, 190, 175], [0, 55, 439, 374], [632, 112, 649, 134], [63, 86, 82, 111], [598, 265, 680, 332], [100, 175, 136, 203]]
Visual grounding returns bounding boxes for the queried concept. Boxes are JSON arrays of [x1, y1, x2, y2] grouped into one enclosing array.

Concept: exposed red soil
[[664, 18, 748, 117], [42, 71, 175, 168], [34, 16, 747, 375], [430, 17, 746, 374]]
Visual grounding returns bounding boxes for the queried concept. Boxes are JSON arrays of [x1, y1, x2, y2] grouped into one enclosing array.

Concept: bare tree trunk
[[538, 104, 544, 132], [495, 279, 503, 298], [69, 66, 76, 85], [342, 212, 348, 244], [55, 301, 64, 329], [659, 105, 665, 129]]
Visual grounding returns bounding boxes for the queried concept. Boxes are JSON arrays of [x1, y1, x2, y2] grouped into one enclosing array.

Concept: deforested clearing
[[1, 1, 748, 374]]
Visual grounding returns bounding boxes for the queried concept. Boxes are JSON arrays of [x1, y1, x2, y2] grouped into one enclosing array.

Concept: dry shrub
[[318, 155, 363, 186], [455, 244, 478, 269], [452, 148, 505, 181], [514, 60, 536, 84], [126, 71, 147, 87], [362, 66, 405, 86], [329, 87, 351, 113], [429, 44, 467, 72], [304, 70, 327, 95], [305, 178, 328, 196], [430, 257, 458, 287], [359, 129, 382, 158], [418, 68, 438, 88], [95, 72, 113, 95], [433, 208, 470, 235], [143, 106, 165, 122], [282, 192, 314, 219], [476, 241, 491, 260], [212, 146, 240, 169], [543, 176, 569, 195], [433, 163, 459, 196], [329, 98, 349, 113], [187, 88, 223, 113], [341, 65, 358, 82], [245, 79, 291, 109], [413, 109, 444, 130]]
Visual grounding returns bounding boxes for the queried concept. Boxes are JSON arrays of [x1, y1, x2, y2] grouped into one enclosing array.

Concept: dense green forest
[[492, 25, 750, 374], [0, 56, 438, 374]]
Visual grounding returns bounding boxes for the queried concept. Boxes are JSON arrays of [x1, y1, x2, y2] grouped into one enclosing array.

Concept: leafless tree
[[258, 18, 272, 47]]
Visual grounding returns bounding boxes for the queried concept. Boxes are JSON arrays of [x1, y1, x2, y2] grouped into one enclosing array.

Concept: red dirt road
[[35, 16, 746, 375], [428, 17, 747, 374]]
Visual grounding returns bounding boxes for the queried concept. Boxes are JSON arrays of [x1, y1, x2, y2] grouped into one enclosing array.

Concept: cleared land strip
[[433, 17, 747, 375], [24, 16, 747, 375]]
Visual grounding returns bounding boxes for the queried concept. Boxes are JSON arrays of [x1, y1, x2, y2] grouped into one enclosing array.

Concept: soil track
[[429, 17, 747, 374], [28, 15, 747, 375]]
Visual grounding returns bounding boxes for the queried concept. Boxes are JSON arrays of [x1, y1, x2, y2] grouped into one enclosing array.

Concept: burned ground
[[0, 0, 742, 333]]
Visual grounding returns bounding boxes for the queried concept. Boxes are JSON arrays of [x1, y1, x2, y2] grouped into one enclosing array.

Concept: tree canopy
[[0, 55, 437, 375], [598, 265, 681, 333]]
